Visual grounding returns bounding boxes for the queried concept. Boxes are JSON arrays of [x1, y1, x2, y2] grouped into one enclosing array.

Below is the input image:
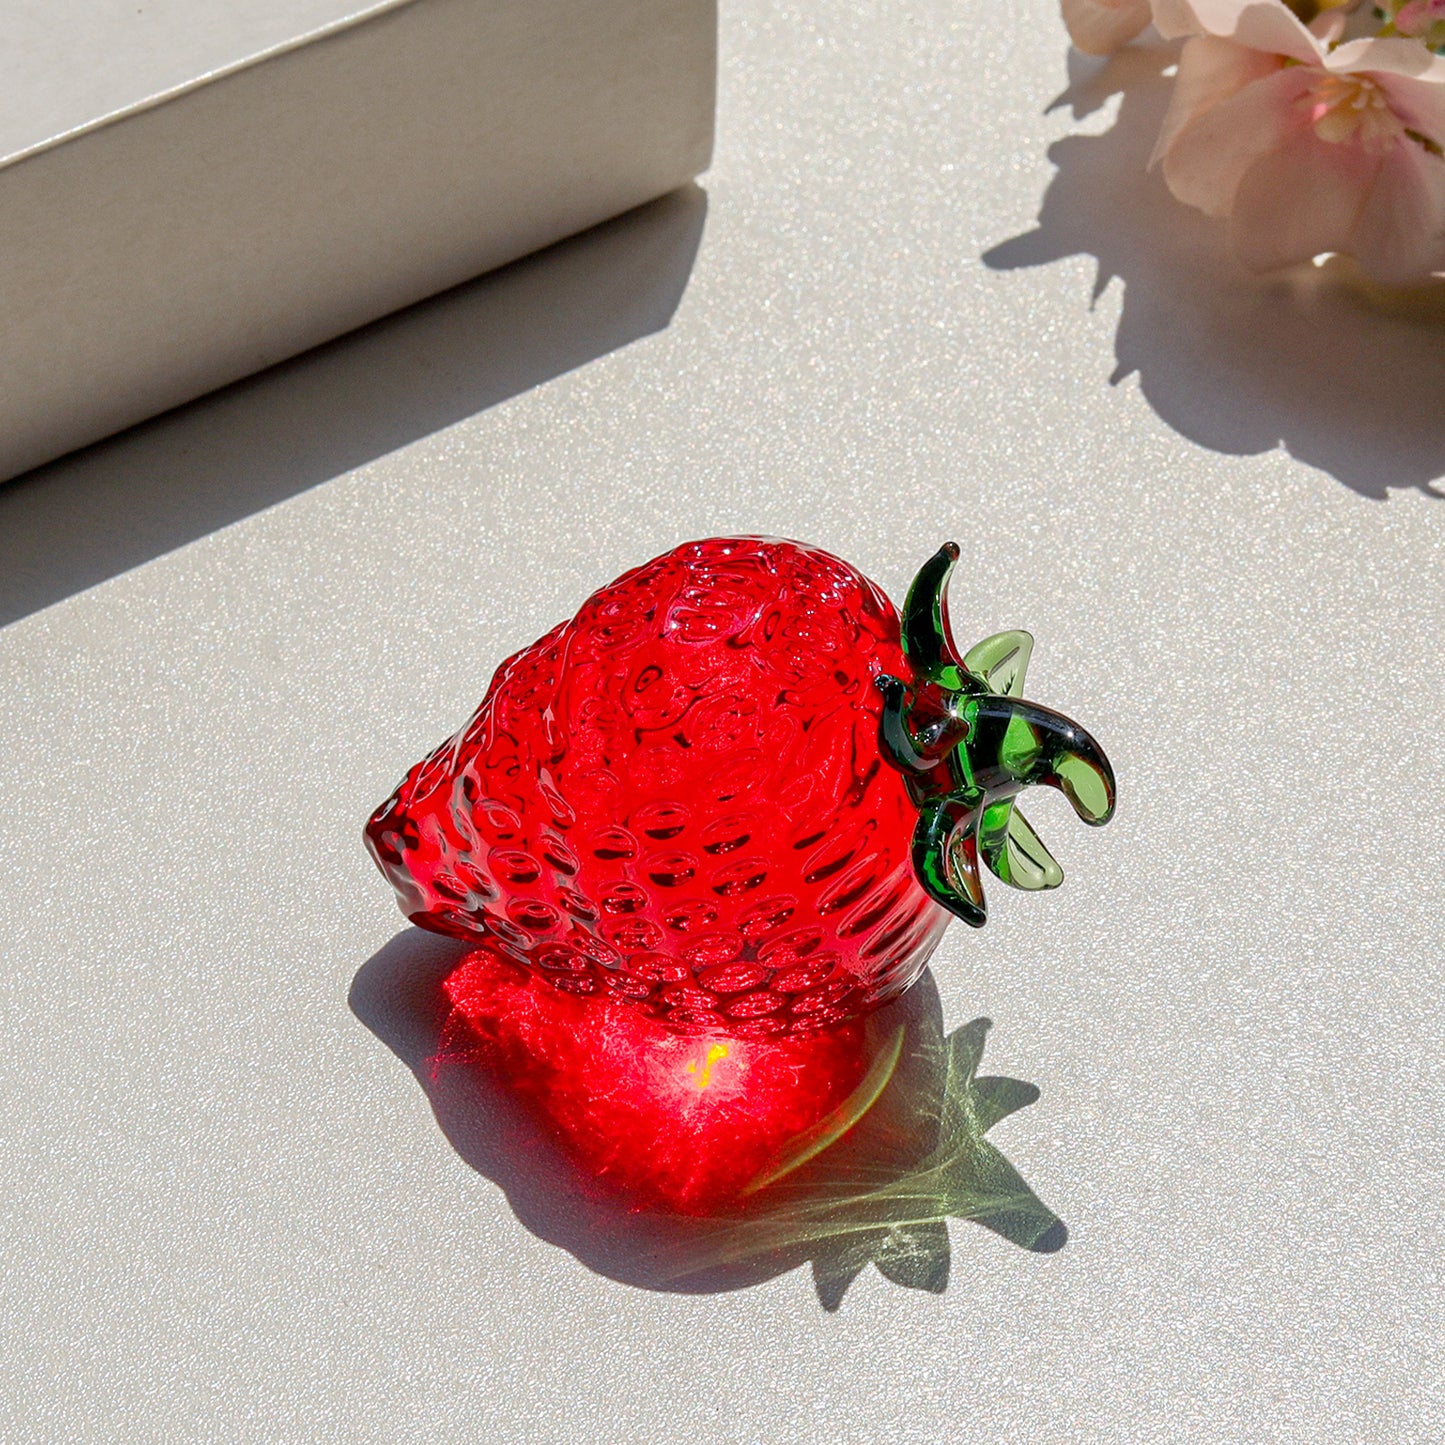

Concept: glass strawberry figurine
[[365, 537, 1116, 1039]]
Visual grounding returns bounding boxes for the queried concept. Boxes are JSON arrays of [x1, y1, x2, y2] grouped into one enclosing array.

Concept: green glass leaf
[[962, 629, 1033, 699], [1055, 750, 1114, 824], [1000, 708, 1042, 776], [883, 545, 1117, 927], [901, 543, 968, 691], [962, 634, 1058, 892], [912, 796, 986, 927], [983, 805, 1064, 892]]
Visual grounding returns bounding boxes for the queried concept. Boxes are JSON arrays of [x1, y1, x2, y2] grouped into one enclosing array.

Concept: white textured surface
[[0, 0, 395, 159], [2, 2, 1443, 1441]]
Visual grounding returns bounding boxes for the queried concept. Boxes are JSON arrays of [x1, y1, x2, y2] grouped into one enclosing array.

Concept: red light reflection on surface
[[441, 947, 872, 1214]]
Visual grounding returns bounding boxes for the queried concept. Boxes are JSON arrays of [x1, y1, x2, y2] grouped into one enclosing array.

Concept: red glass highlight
[[441, 945, 876, 1213]]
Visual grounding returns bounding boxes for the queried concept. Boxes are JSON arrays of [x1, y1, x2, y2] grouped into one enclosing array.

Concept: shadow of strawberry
[[663, 1011, 1065, 1309], [351, 929, 1065, 1309]]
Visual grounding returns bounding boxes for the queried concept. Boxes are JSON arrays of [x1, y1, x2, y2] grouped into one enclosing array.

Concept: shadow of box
[[0, 188, 706, 627]]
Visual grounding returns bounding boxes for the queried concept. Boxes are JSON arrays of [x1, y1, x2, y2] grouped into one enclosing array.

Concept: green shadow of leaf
[[655, 993, 1066, 1310]]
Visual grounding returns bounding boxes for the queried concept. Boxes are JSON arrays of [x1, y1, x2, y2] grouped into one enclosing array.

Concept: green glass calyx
[[877, 544, 1116, 929]]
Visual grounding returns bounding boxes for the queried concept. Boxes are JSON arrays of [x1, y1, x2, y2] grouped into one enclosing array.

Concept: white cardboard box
[[0, 0, 715, 482]]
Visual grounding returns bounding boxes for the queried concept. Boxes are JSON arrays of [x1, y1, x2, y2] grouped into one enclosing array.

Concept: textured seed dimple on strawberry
[[366, 537, 1116, 1039]]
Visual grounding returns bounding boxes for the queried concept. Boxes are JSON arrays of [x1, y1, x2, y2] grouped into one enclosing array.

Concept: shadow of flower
[[983, 44, 1445, 500], [350, 929, 1065, 1310]]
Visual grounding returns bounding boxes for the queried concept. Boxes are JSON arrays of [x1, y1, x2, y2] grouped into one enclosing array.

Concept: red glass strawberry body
[[365, 535, 1117, 1038], [366, 537, 948, 1036]]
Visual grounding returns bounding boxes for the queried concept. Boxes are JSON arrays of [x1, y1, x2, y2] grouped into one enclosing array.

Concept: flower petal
[[1159, 62, 1313, 216], [1150, 0, 1209, 38], [1151, 34, 1284, 169], [1328, 36, 1445, 83], [1228, 130, 1376, 272], [1329, 41, 1445, 149], [1062, 0, 1153, 54], [1152, 0, 1321, 63], [1379, 72, 1445, 151], [1346, 142, 1445, 282]]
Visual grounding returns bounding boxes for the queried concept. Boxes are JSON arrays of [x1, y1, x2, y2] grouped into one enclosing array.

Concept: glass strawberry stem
[[876, 544, 1117, 928]]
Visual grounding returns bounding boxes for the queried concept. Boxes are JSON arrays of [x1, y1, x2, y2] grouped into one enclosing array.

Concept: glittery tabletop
[[1, 2, 1441, 1439]]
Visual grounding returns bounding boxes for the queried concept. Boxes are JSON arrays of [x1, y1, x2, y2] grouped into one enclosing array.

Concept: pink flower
[[1062, 0, 1153, 54], [1390, 0, 1445, 48], [1150, 0, 1445, 281]]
